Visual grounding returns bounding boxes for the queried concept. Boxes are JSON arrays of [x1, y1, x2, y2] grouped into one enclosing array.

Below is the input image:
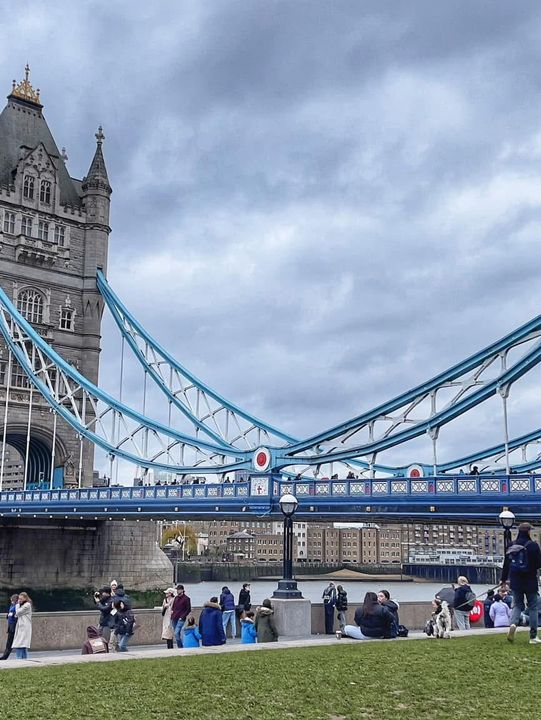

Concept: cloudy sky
[[3, 1, 541, 475]]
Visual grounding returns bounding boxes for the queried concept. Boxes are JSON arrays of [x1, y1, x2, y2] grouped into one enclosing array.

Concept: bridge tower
[[0, 66, 111, 489]]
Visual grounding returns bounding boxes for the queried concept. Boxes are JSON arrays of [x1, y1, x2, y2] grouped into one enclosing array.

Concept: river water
[[178, 580, 489, 606]]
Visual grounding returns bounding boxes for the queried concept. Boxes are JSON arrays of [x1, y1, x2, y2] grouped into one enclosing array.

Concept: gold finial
[[95, 126, 105, 145], [10, 64, 41, 105]]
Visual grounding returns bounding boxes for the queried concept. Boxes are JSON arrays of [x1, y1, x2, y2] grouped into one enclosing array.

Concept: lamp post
[[273, 493, 303, 599], [499, 509, 515, 554]]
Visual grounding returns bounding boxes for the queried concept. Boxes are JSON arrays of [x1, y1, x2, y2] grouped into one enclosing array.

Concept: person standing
[[12, 592, 32, 660], [489, 594, 511, 628], [199, 597, 226, 647], [322, 582, 337, 634], [94, 587, 114, 642], [453, 576, 474, 630], [255, 599, 279, 643], [236, 583, 251, 625], [0, 594, 19, 660], [161, 588, 175, 649], [113, 599, 135, 652], [335, 585, 348, 632], [483, 590, 495, 629], [220, 586, 237, 639], [502, 521, 541, 644], [171, 584, 192, 648]]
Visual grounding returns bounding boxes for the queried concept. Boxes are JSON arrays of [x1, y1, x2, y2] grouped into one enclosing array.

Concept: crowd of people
[[3, 521, 541, 659]]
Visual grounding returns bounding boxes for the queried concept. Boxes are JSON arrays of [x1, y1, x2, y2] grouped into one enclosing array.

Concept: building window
[[40, 180, 51, 204], [0, 359, 5, 385], [38, 220, 49, 241], [16, 288, 44, 324], [59, 307, 74, 331], [11, 361, 30, 388], [21, 216, 33, 236], [2, 211, 15, 234], [54, 224, 65, 246], [23, 175, 35, 199]]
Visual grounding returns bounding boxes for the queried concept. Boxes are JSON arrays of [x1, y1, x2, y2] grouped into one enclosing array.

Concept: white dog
[[434, 599, 452, 639]]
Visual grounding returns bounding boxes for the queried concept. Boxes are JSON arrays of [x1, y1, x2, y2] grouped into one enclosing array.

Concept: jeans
[[343, 625, 367, 640], [117, 634, 130, 652], [337, 611, 347, 630], [15, 647, 28, 659], [222, 610, 236, 638], [511, 590, 539, 639], [172, 618, 185, 648], [455, 610, 470, 630]]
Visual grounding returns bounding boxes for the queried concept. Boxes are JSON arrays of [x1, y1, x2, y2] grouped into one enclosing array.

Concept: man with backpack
[[453, 576, 476, 630], [502, 521, 541, 644]]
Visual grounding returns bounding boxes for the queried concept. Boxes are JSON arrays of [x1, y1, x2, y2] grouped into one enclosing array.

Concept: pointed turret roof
[[0, 67, 82, 206], [82, 126, 112, 195]]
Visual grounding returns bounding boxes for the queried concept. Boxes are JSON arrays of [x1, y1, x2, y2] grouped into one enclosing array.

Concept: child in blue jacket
[[241, 611, 257, 644], [182, 616, 202, 648]]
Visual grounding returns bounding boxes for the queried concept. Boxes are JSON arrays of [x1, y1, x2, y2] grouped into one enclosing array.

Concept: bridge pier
[[0, 518, 172, 591]]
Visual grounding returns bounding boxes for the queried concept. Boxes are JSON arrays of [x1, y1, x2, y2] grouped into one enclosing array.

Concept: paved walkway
[[0, 626, 513, 670]]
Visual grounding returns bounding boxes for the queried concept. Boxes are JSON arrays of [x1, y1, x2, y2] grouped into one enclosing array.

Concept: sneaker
[[507, 624, 517, 643], [529, 637, 541, 645]]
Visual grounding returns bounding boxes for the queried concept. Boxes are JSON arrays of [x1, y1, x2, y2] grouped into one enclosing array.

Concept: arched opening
[[0, 428, 67, 490]]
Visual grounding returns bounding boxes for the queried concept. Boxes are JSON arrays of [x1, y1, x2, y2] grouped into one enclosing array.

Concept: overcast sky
[[3, 1, 541, 474]]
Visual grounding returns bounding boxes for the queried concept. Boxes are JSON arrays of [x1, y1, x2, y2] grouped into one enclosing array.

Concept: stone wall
[[0, 519, 172, 590], [25, 602, 434, 651]]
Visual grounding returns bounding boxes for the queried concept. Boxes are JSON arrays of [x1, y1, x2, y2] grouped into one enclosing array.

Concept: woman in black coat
[[343, 592, 394, 640]]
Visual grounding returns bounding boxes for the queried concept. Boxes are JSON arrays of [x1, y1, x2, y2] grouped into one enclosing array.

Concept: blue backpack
[[507, 541, 532, 573]]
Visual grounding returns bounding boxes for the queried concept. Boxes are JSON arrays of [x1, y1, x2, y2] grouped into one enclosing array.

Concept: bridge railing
[[0, 474, 540, 506]]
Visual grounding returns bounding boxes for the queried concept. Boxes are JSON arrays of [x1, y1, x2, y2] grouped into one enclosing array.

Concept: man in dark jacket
[[220, 586, 237, 638], [94, 587, 115, 642], [502, 522, 541, 644], [199, 597, 226, 646], [322, 582, 337, 634], [0, 594, 19, 660], [171, 584, 192, 648]]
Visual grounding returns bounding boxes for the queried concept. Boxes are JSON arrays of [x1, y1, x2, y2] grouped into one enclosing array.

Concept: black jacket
[[238, 588, 251, 611], [354, 605, 393, 639], [453, 585, 473, 611], [381, 599, 399, 630], [502, 532, 541, 593], [96, 595, 114, 629], [336, 591, 348, 612]]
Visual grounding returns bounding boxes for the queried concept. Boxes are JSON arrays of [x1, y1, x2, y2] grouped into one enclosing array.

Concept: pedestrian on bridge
[[0, 594, 19, 660], [502, 522, 541, 645], [12, 592, 32, 660]]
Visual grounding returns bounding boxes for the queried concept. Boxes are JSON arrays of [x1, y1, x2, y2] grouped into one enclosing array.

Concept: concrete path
[[0, 626, 515, 671]]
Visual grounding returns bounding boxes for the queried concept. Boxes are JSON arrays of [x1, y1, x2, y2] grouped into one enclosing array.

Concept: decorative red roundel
[[253, 447, 271, 471], [407, 464, 424, 478], [410, 468, 421, 478]]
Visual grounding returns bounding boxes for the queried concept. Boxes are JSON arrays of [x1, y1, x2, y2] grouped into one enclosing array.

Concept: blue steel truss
[[3, 275, 541, 477]]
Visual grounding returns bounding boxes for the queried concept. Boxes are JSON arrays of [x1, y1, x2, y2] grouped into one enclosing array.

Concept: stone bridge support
[[0, 518, 172, 590]]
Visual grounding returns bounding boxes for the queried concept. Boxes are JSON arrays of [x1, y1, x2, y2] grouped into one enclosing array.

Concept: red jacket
[[171, 593, 191, 621]]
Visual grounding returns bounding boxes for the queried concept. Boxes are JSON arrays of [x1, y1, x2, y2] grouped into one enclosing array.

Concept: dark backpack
[[507, 541, 532, 573], [461, 590, 476, 612], [397, 624, 409, 638]]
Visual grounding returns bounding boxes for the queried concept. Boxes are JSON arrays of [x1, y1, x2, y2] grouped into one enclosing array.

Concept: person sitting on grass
[[255, 599, 279, 643], [81, 626, 109, 655], [241, 611, 257, 644], [342, 592, 394, 640], [182, 616, 202, 648], [199, 597, 226, 647]]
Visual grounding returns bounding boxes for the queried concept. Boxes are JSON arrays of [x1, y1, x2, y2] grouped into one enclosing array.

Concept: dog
[[433, 599, 452, 639]]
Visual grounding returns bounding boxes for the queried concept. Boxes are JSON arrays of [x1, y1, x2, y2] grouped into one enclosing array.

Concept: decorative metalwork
[[391, 481, 408, 494], [11, 65, 41, 105], [372, 482, 389, 494], [510, 479, 531, 493], [480, 479, 500, 493], [458, 480, 477, 493], [315, 484, 330, 495], [295, 483, 311, 495], [411, 481, 429, 494], [436, 481, 454, 493], [332, 483, 347, 495], [350, 483, 366, 495]]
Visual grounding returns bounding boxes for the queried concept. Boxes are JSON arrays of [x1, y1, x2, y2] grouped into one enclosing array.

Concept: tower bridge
[[2, 69, 541, 590]]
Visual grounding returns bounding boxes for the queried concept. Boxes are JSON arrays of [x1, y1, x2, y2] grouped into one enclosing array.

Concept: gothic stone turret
[[0, 67, 112, 488]]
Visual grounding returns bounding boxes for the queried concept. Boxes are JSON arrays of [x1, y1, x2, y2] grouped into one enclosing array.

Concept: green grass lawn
[[2, 635, 541, 719]]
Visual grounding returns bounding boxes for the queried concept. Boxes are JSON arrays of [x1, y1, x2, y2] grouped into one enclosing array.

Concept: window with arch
[[23, 175, 35, 199], [59, 306, 74, 331], [21, 216, 33, 236], [16, 288, 45, 324], [40, 180, 51, 204]]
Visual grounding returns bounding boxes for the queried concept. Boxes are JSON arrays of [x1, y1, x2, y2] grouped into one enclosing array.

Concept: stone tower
[[0, 67, 112, 489]]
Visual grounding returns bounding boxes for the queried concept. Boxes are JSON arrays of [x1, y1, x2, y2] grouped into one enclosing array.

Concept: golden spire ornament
[[11, 64, 41, 105]]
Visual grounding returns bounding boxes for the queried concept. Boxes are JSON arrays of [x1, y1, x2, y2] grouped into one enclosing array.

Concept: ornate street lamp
[[273, 493, 303, 599], [499, 509, 515, 553]]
